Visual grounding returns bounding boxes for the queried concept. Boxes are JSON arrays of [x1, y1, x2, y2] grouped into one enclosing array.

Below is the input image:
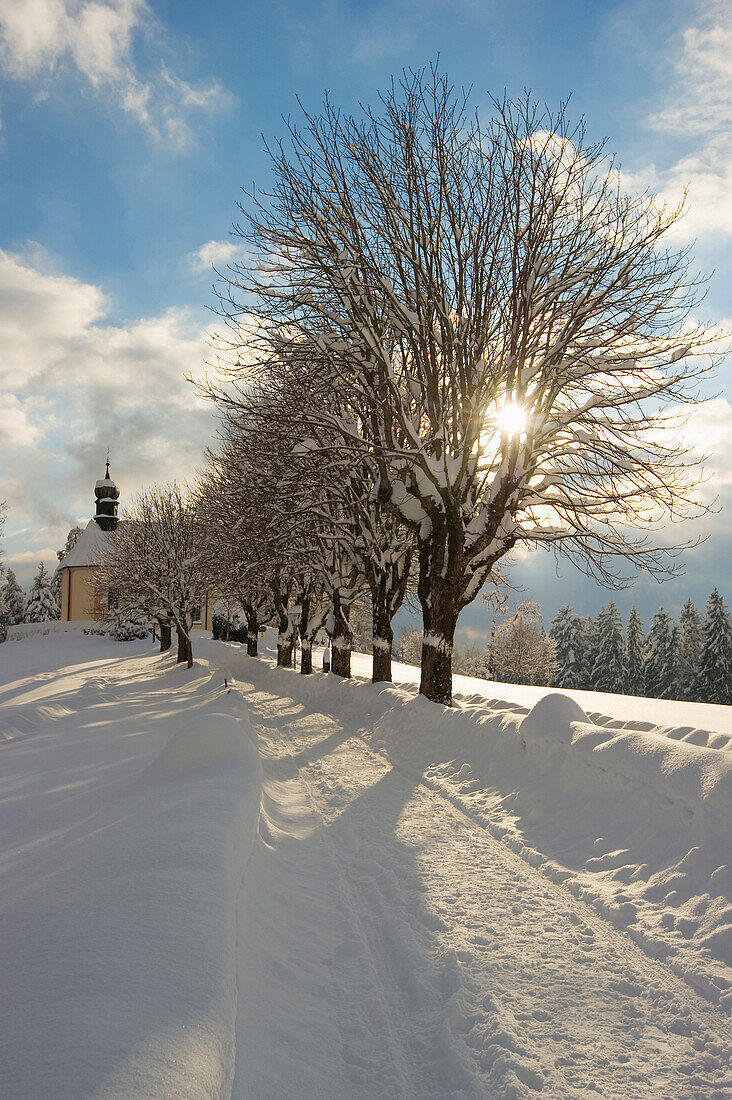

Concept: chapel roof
[[58, 518, 115, 569]]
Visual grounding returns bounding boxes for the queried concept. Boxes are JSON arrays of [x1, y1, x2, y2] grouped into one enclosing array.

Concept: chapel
[[58, 461, 120, 621], [58, 463, 215, 630]]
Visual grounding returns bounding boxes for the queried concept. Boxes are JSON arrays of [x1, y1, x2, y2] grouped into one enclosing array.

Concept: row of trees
[[551, 590, 732, 704], [195, 68, 718, 704]]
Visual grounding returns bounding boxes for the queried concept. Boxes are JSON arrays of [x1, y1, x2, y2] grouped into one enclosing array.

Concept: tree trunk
[[277, 609, 295, 667], [176, 626, 187, 664], [371, 597, 393, 683], [271, 577, 295, 667], [185, 634, 193, 668], [298, 593, 312, 675], [417, 526, 461, 705], [419, 630, 455, 704], [244, 605, 259, 657], [330, 589, 352, 678], [159, 621, 172, 652]]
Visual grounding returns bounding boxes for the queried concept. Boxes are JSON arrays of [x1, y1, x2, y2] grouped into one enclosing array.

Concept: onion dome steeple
[[94, 457, 120, 531]]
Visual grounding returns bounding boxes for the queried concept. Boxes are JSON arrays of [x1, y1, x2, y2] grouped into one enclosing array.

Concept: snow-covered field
[[1, 632, 730, 1098]]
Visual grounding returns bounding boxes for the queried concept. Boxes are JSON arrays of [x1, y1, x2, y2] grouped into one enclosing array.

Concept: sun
[[497, 402, 526, 437]]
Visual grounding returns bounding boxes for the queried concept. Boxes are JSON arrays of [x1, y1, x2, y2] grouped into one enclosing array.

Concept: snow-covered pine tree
[[24, 563, 60, 623], [677, 598, 702, 701], [550, 606, 585, 689], [57, 527, 83, 562], [643, 609, 677, 699], [2, 569, 26, 626], [112, 609, 150, 641], [229, 606, 249, 645], [670, 623, 680, 690], [591, 602, 626, 693], [625, 607, 645, 697], [697, 589, 732, 704], [580, 616, 598, 690], [0, 572, 8, 643]]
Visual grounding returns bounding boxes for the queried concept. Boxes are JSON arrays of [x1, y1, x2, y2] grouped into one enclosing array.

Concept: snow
[[1, 631, 730, 1098], [0, 636, 260, 1098], [8, 619, 103, 640], [57, 518, 114, 568]]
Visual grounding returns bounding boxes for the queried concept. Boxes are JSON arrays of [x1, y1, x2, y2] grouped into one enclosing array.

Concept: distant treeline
[[549, 590, 731, 704], [398, 589, 731, 705]]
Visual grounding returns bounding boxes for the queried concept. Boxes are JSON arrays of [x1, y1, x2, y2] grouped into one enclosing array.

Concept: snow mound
[[0, 644, 264, 1099], [146, 709, 259, 783], [591, 728, 732, 807], [8, 619, 102, 640], [520, 691, 590, 741]]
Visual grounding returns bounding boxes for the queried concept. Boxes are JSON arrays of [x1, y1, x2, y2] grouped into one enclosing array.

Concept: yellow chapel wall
[[63, 567, 102, 621], [62, 564, 216, 629], [60, 569, 70, 620], [192, 592, 216, 632]]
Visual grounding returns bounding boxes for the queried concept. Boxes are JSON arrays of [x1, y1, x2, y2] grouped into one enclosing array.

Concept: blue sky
[[1, 0, 730, 640]]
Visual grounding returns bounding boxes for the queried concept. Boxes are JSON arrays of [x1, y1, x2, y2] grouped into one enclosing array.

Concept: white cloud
[[190, 238, 243, 272], [0, 393, 42, 449], [0, 0, 141, 81], [5, 546, 59, 569], [0, 0, 230, 151], [642, 1, 732, 240], [681, 395, 732, 485], [0, 248, 217, 582], [647, 1, 732, 137]]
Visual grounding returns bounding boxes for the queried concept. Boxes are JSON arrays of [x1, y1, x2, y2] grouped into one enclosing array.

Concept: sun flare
[[497, 402, 526, 437]]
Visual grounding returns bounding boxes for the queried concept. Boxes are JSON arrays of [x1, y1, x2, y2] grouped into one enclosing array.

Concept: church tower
[[94, 459, 120, 531]]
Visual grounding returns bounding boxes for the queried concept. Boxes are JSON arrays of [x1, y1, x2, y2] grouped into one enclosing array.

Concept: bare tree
[[489, 602, 558, 686], [198, 400, 315, 668], [214, 69, 720, 703], [202, 355, 415, 681], [197, 460, 275, 657], [99, 483, 210, 668]]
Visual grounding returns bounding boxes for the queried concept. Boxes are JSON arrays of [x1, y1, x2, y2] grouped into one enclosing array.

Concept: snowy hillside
[[1, 633, 730, 1098]]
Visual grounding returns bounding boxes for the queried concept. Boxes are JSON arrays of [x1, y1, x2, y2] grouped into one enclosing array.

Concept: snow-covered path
[[1, 635, 729, 1098], [225, 654, 732, 1100]]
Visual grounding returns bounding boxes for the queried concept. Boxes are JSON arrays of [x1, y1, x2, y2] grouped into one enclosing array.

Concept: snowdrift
[[218, 635, 731, 1014], [0, 639, 262, 1099], [7, 619, 105, 640]]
